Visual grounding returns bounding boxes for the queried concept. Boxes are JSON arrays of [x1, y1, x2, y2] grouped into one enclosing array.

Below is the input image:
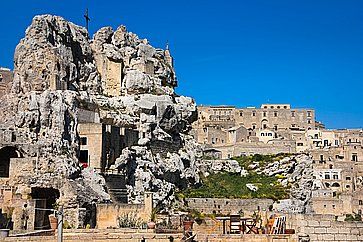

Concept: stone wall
[[286, 213, 363, 241], [96, 192, 153, 229], [186, 198, 273, 215], [210, 142, 295, 159], [2, 230, 297, 242]]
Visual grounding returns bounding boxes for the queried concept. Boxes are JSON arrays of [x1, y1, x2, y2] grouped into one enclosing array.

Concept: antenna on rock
[[84, 8, 91, 33]]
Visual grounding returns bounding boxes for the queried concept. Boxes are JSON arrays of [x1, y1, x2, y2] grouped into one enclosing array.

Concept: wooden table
[[215, 216, 254, 234]]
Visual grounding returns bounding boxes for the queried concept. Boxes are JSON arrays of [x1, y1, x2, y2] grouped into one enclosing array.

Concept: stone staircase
[[103, 173, 128, 203]]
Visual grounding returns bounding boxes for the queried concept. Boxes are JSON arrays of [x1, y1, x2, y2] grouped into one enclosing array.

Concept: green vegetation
[[232, 153, 290, 170], [345, 213, 362, 222], [183, 172, 289, 201], [182, 154, 292, 201]]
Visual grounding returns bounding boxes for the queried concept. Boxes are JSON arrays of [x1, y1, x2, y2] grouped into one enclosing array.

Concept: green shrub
[[182, 172, 289, 200]]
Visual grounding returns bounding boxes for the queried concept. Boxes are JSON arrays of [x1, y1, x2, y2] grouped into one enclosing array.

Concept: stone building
[[308, 137, 363, 216], [192, 104, 315, 158]]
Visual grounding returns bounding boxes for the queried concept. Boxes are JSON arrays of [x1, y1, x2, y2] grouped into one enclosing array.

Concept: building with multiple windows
[[192, 104, 317, 158]]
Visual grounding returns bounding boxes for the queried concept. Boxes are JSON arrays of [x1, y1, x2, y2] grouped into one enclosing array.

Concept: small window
[[252, 112, 256, 117], [274, 112, 278, 117], [291, 111, 295, 117], [80, 137, 87, 145], [240, 112, 243, 116], [263, 112, 266, 117], [0, 74, 3, 82], [79, 150, 89, 164], [346, 177, 351, 181], [352, 154, 358, 162], [307, 111, 311, 117], [268, 133, 272, 136], [11, 132, 16, 142], [359, 200, 363, 206], [261, 133, 265, 136]]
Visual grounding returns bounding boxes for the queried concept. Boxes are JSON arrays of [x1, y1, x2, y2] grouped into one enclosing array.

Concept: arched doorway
[[0, 146, 22, 177]]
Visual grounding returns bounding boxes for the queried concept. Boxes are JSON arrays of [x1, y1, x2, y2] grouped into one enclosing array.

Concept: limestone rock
[[0, 14, 200, 221]]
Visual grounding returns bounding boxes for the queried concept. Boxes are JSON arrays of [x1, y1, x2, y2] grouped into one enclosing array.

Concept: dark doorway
[[31, 188, 60, 230], [81, 202, 96, 228], [0, 146, 22, 177], [79, 150, 89, 168]]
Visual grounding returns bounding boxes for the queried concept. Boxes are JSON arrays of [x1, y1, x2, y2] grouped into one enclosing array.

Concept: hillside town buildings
[[192, 104, 363, 217], [192, 104, 317, 158]]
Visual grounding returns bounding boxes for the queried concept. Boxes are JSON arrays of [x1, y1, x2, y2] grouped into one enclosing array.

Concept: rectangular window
[[263, 112, 266, 117], [307, 111, 311, 117], [352, 154, 358, 162], [252, 112, 256, 117], [274, 112, 278, 117], [80, 137, 87, 145], [291, 111, 295, 117]]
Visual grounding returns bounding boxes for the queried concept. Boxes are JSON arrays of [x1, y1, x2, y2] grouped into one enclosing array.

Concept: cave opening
[[0, 146, 22, 177]]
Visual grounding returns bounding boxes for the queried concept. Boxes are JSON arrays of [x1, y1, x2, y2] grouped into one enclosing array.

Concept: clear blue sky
[[0, 0, 362, 129]]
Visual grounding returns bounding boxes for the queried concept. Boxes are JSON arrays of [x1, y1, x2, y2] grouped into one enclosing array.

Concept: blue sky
[[0, 0, 362, 128]]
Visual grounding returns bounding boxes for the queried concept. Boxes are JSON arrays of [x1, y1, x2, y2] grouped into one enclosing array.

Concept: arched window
[[331, 183, 340, 188]]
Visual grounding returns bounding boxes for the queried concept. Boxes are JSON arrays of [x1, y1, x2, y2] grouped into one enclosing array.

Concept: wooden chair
[[245, 218, 258, 234], [230, 214, 241, 234]]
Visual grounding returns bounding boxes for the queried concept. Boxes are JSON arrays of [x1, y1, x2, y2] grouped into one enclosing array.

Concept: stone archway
[[0, 146, 22, 177]]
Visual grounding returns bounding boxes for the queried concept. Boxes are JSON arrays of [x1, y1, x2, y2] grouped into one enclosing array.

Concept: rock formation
[[0, 14, 200, 225]]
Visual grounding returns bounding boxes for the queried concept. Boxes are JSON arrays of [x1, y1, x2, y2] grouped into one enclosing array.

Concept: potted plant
[[147, 208, 157, 229], [183, 214, 194, 232], [48, 212, 58, 230], [0, 207, 14, 238]]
